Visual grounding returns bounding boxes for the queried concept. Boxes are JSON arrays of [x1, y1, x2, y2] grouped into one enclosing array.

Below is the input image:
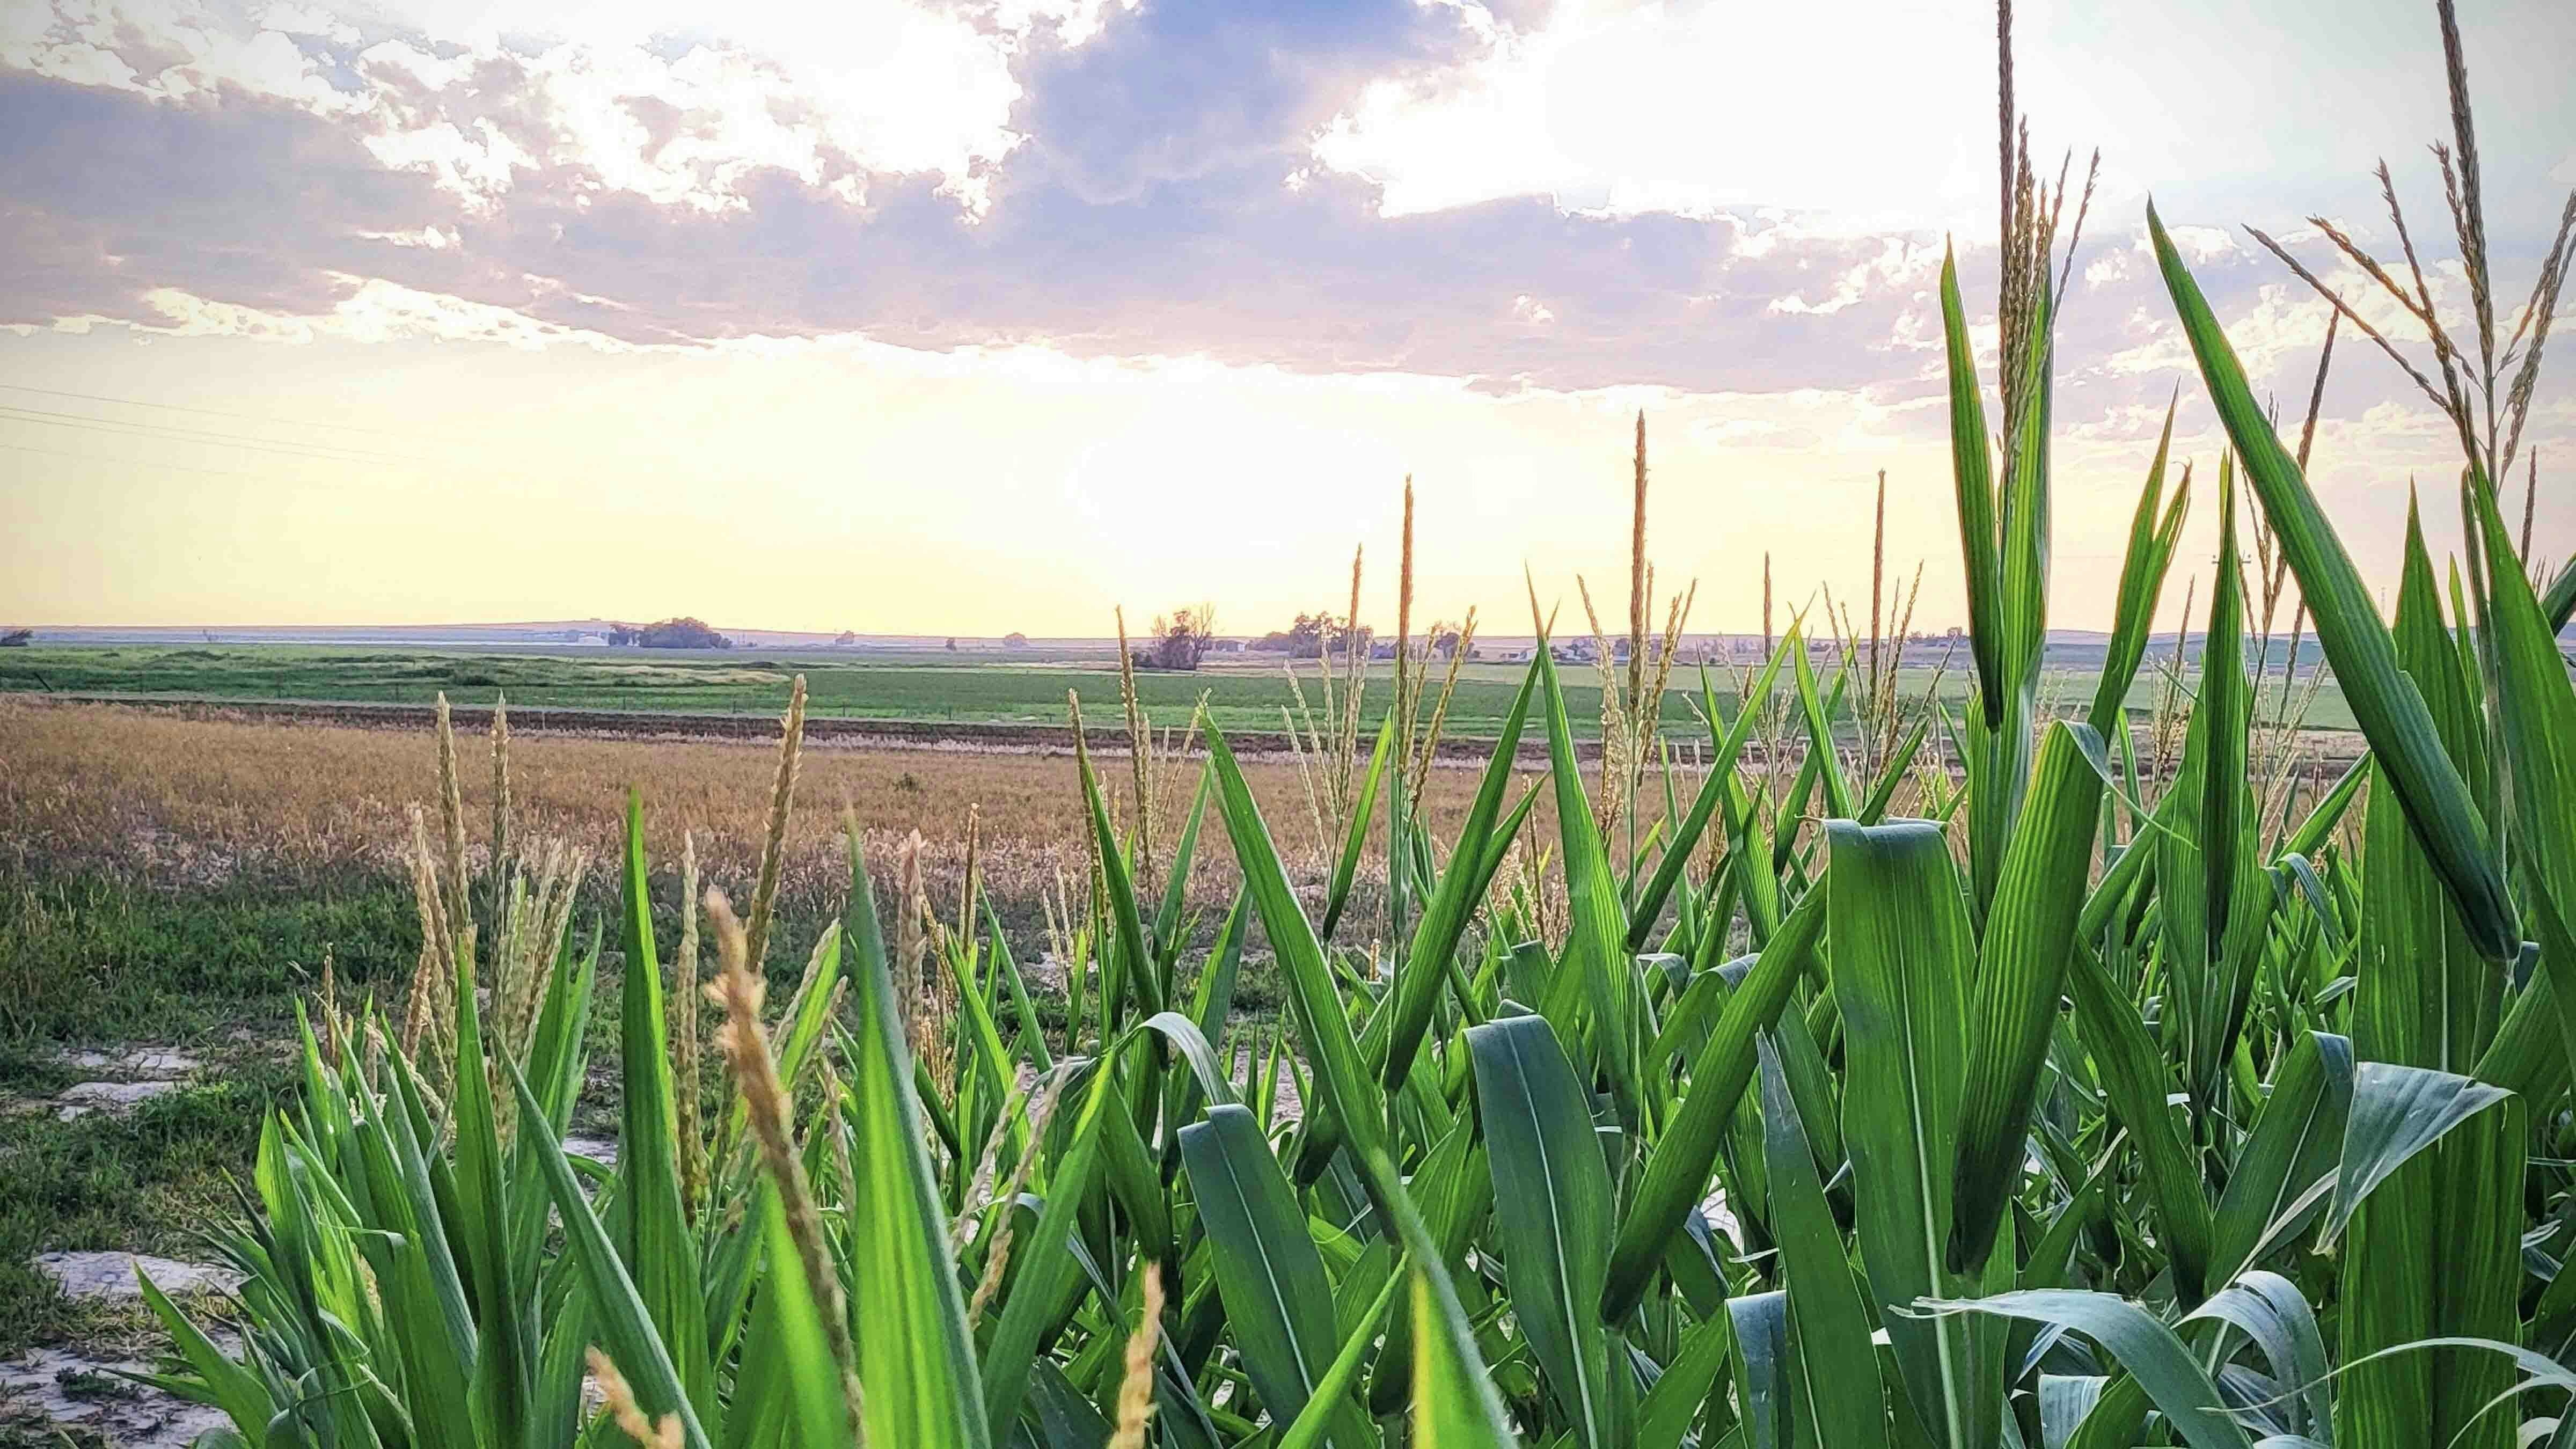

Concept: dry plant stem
[[1628, 412, 1648, 717], [743, 674, 808, 975], [1396, 479, 1415, 787], [705, 887, 863, 1439], [587, 1346, 684, 1449], [1109, 1264, 1166, 1449], [1340, 546, 1366, 831]]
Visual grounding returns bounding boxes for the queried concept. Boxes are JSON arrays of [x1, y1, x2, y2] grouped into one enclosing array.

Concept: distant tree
[[1003, 632, 1031, 650], [1145, 605, 1217, 670], [946, 637, 958, 652], [0, 628, 31, 647], [835, 630, 858, 646], [1250, 611, 1379, 660], [1425, 620, 1465, 658], [1325, 616, 1373, 660], [609, 617, 732, 649]]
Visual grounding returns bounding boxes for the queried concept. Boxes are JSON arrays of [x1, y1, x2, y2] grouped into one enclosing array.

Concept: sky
[[1, 0, 2572, 637]]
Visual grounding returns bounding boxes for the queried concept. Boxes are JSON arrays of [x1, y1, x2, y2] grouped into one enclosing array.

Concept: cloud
[[0, 0, 2566, 453]]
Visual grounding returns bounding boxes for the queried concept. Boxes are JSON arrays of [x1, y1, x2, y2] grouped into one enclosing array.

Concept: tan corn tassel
[[586, 1346, 684, 1449], [434, 693, 470, 935], [402, 804, 455, 1067], [706, 887, 863, 1439], [1108, 1264, 1165, 1449], [957, 804, 980, 947], [488, 692, 511, 897]]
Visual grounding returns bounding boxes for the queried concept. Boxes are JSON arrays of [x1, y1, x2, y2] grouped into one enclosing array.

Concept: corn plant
[[129, 36, 2576, 1449]]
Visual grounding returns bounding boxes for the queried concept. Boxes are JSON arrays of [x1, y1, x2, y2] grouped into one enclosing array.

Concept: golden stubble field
[[0, 698, 1631, 935]]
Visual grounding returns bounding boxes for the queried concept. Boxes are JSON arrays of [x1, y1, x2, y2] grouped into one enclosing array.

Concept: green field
[[0, 642, 2361, 736]]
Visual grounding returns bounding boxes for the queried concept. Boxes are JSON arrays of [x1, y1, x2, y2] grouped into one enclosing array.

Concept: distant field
[[0, 641, 2362, 735]]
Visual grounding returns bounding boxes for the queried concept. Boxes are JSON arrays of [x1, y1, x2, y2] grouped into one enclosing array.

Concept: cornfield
[[125, 16, 2576, 1449]]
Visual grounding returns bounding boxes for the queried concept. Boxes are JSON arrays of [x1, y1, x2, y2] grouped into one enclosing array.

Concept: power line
[[0, 440, 295, 482], [0, 382, 427, 439], [0, 404, 423, 469]]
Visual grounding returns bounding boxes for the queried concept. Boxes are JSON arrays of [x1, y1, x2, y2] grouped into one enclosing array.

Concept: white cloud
[[1310, 1, 2001, 233], [2, 0, 1102, 214], [131, 278, 640, 350]]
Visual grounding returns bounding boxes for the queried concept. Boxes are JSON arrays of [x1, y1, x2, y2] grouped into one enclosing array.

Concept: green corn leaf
[[1379, 663, 1535, 1088], [2542, 555, 2576, 632], [2037, 1375, 2107, 1449], [1180, 1103, 1344, 1437], [1826, 819, 1996, 1449], [1276, 1263, 1406, 1449], [1469, 1013, 1616, 1445], [2162, 459, 2265, 1106], [2462, 469, 2576, 1078], [1951, 720, 2105, 1272], [1154, 763, 1211, 964], [511, 1065, 712, 1449], [1728, 1291, 1794, 1449], [1938, 244, 2004, 722], [449, 926, 535, 1441], [1604, 891, 1826, 1322], [2319, 1061, 2512, 1247], [1756, 1038, 1890, 1449], [753, 1175, 860, 1449], [1409, 1268, 1518, 1448], [2278, 753, 2368, 862], [1636, 1312, 1735, 1449], [134, 1268, 273, 1433], [2064, 940, 2212, 1302], [2149, 201, 2518, 962], [1999, 280, 2056, 699], [1322, 713, 1396, 941], [1629, 639, 1785, 952], [841, 830, 992, 1448], [1204, 721, 1392, 1173], [2185, 1271, 2328, 1444], [2088, 398, 2187, 734], [1077, 738, 1163, 1021], [613, 788, 710, 1423], [979, 1057, 1112, 1431], [1927, 1291, 2253, 1449], [2207, 1031, 2351, 1281], [1791, 632, 1854, 821], [1532, 638, 1642, 1121]]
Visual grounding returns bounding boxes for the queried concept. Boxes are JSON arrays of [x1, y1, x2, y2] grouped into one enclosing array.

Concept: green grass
[[0, 1059, 292, 1359], [0, 870, 417, 1045], [0, 642, 2362, 735]]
